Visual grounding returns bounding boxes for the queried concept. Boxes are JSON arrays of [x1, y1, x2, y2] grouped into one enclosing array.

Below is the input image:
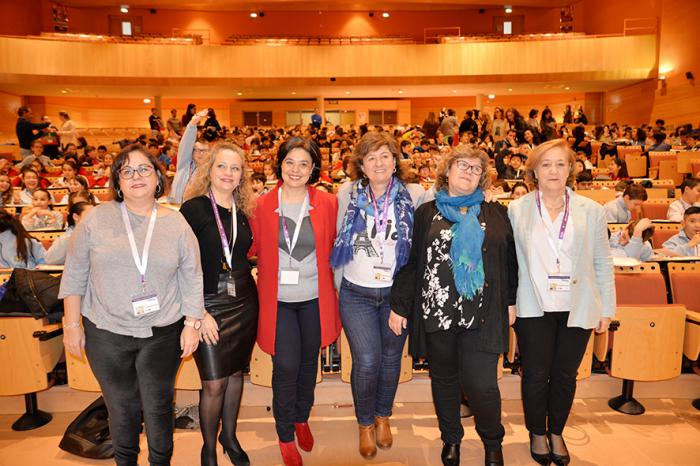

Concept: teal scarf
[[435, 188, 485, 299]]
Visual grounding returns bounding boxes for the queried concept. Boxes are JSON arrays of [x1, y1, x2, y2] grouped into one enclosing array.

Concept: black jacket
[[16, 117, 50, 150], [391, 200, 518, 358]]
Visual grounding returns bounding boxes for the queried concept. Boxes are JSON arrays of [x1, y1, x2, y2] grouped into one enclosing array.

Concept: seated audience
[[20, 188, 64, 231], [609, 218, 654, 261], [661, 206, 700, 256], [495, 152, 525, 180], [510, 181, 529, 199], [45, 202, 94, 265], [607, 157, 630, 181], [604, 183, 648, 223], [0, 209, 46, 268], [59, 175, 90, 204], [667, 177, 700, 222]]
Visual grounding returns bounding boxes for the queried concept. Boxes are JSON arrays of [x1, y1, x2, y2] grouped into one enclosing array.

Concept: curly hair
[[434, 144, 491, 192], [184, 142, 255, 218], [348, 131, 410, 184]]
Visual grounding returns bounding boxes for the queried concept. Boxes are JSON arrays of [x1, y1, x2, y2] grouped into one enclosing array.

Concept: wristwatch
[[184, 319, 201, 330]]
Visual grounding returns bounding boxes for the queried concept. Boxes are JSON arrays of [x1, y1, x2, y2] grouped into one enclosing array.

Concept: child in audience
[[576, 171, 594, 190], [20, 188, 64, 231], [0, 209, 46, 268], [661, 206, 700, 256], [50, 160, 79, 188], [45, 201, 94, 265], [58, 175, 90, 204], [667, 177, 700, 222], [511, 181, 529, 199], [604, 183, 648, 223], [609, 218, 654, 261], [68, 189, 98, 207], [15, 167, 42, 205], [608, 157, 630, 180], [0, 174, 12, 207]]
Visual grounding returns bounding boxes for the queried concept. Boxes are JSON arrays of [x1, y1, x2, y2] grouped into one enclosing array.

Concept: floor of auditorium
[[1, 376, 698, 465]]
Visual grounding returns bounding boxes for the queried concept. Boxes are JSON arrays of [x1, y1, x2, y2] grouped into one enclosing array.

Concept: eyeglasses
[[454, 160, 483, 175], [282, 159, 313, 172], [119, 164, 154, 179]]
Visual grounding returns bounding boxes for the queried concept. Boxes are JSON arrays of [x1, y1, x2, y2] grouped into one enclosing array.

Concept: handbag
[[59, 396, 114, 459], [2, 269, 63, 319]]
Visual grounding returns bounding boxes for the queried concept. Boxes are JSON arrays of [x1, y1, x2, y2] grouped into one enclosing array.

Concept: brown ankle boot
[[374, 415, 393, 449], [358, 424, 377, 459]]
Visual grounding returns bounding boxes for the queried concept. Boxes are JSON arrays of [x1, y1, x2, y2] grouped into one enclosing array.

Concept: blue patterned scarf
[[331, 177, 414, 273], [435, 188, 485, 299]]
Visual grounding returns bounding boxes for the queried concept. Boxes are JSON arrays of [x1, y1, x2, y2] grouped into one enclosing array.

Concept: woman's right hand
[[199, 311, 219, 345], [388, 310, 407, 336], [191, 109, 209, 125], [63, 327, 85, 358]]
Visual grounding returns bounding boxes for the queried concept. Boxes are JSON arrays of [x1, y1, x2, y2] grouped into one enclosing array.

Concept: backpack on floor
[[59, 396, 114, 459]]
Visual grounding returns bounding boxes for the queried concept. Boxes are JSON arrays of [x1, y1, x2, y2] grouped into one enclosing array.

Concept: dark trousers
[[339, 279, 407, 426], [425, 326, 505, 451], [83, 318, 182, 466], [272, 299, 321, 442], [514, 312, 592, 435]]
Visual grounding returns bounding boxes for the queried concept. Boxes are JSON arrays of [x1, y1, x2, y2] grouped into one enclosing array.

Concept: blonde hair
[[184, 142, 255, 218], [434, 144, 491, 192], [524, 138, 577, 189]]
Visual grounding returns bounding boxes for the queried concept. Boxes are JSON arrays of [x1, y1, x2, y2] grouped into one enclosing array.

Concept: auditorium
[[0, 1, 698, 465]]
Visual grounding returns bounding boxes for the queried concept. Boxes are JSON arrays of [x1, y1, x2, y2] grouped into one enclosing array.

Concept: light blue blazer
[[507, 189, 616, 329]]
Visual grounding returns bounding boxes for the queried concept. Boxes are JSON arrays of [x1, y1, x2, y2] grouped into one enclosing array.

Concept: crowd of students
[[4, 103, 700, 466]]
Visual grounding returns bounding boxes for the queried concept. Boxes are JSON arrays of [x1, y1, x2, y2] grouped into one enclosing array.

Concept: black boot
[[441, 442, 460, 466], [485, 448, 504, 466]]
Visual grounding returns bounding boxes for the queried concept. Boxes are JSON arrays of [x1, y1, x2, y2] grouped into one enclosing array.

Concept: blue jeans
[[339, 278, 408, 426]]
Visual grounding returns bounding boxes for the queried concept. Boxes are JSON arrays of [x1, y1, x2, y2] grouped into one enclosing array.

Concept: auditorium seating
[[249, 343, 322, 388], [614, 263, 667, 305], [340, 330, 414, 384], [642, 199, 673, 220], [651, 223, 682, 248]]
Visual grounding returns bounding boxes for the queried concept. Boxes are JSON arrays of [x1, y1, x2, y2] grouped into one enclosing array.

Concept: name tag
[[373, 264, 393, 283], [131, 292, 160, 316], [280, 269, 300, 285], [547, 275, 571, 292], [226, 276, 237, 297]]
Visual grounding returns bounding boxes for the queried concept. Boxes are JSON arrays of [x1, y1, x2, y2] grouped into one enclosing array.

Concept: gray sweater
[[59, 201, 204, 338]]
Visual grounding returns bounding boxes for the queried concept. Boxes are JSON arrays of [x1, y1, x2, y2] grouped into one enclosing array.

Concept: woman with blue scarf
[[391, 145, 518, 466], [331, 131, 425, 460]]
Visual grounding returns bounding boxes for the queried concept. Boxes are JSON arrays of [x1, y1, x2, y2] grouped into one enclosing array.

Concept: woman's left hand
[[595, 317, 611, 334], [508, 305, 516, 326], [180, 326, 199, 358]]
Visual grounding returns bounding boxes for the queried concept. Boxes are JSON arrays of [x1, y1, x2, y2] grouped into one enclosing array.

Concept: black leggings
[[272, 299, 321, 442]]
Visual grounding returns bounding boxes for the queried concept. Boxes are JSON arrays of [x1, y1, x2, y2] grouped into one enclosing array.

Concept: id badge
[[547, 275, 571, 292], [226, 275, 237, 297], [131, 290, 160, 316], [373, 264, 393, 283], [280, 268, 300, 285]]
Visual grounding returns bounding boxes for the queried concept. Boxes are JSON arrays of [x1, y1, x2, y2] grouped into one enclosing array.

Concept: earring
[[155, 182, 163, 197], [393, 167, 397, 174], [116, 186, 122, 198]]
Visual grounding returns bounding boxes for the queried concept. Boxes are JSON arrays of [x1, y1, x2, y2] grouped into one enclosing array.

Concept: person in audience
[[0, 174, 12, 207], [459, 110, 479, 137], [391, 144, 516, 466], [203, 108, 222, 133], [646, 131, 672, 153], [423, 111, 440, 140], [607, 157, 629, 181], [667, 177, 700, 222], [609, 218, 654, 261], [438, 109, 459, 146], [330, 132, 424, 460], [496, 152, 525, 180], [15, 167, 42, 205], [539, 108, 557, 142], [0, 209, 46, 268], [167, 109, 182, 137], [180, 143, 258, 466], [250, 172, 268, 196], [45, 201, 93, 265], [16, 106, 50, 158], [492, 107, 507, 142], [249, 137, 340, 466], [20, 188, 64, 231], [51, 160, 79, 188], [149, 107, 164, 136], [491, 179, 512, 199], [170, 109, 211, 204], [17, 140, 54, 170], [511, 181, 530, 200], [630, 127, 647, 147], [521, 129, 537, 153], [60, 144, 203, 466], [495, 129, 519, 157], [683, 132, 700, 151], [603, 183, 648, 223], [182, 103, 197, 128], [508, 139, 614, 466], [575, 171, 594, 190], [68, 189, 98, 207], [58, 175, 90, 204], [526, 109, 540, 132], [158, 144, 174, 170], [418, 163, 434, 183], [661, 206, 700, 257], [57, 111, 79, 149], [562, 105, 573, 124], [573, 105, 588, 125]]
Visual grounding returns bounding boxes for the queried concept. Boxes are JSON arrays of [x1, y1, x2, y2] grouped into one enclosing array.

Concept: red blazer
[[250, 183, 341, 356]]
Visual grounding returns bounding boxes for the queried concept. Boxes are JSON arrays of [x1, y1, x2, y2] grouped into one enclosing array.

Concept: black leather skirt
[[193, 269, 259, 381]]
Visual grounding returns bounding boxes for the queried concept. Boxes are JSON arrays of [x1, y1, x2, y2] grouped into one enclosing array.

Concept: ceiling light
[[565, 86, 571, 90], [397, 90, 404, 94], [236, 91, 243, 96], [143, 98, 151, 104], [249, 12, 258, 18], [60, 89, 68, 94], [291, 91, 296, 95], [345, 91, 350, 95], [452, 89, 458, 93], [505, 5, 513, 14], [120, 5, 129, 14], [488, 94, 496, 99], [508, 88, 513, 92], [382, 12, 390, 18]]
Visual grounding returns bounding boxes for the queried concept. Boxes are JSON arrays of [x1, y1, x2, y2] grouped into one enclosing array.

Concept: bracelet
[[63, 322, 81, 329]]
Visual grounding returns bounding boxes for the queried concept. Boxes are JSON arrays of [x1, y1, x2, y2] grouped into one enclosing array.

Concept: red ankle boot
[[295, 422, 314, 452], [279, 440, 303, 466]]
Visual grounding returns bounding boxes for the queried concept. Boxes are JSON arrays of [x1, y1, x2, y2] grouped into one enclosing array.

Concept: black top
[[16, 117, 50, 150], [420, 212, 483, 333], [180, 195, 253, 294], [391, 200, 518, 357]]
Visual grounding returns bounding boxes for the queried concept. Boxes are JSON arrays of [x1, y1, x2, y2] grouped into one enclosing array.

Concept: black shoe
[[529, 433, 551, 465], [201, 445, 218, 466], [219, 436, 250, 466], [441, 442, 460, 466], [485, 448, 504, 466], [547, 433, 570, 466]]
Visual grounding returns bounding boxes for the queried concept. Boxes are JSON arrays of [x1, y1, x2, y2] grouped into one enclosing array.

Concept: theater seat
[[249, 343, 322, 387], [608, 305, 686, 415], [339, 329, 414, 384], [642, 199, 673, 220], [668, 263, 700, 312], [651, 223, 682, 249], [614, 263, 667, 305]]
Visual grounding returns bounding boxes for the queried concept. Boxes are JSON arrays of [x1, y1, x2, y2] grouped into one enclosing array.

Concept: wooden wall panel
[[604, 80, 657, 125], [0, 92, 23, 136]]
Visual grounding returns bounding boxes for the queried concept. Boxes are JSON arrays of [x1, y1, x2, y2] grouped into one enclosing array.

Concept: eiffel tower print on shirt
[[353, 229, 379, 257]]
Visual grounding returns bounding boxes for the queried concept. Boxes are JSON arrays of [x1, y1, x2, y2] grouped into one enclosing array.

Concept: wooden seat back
[[249, 343, 322, 387], [340, 330, 413, 384]]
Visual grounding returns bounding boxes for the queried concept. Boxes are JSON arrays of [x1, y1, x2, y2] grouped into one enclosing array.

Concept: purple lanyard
[[535, 190, 570, 270], [368, 177, 393, 236], [208, 190, 236, 269], [278, 188, 309, 257]]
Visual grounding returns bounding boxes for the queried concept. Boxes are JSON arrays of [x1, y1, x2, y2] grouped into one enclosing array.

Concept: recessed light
[[249, 12, 258, 18], [345, 91, 350, 95], [60, 89, 67, 94], [143, 98, 151, 104], [120, 5, 129, 14], [382, 12, 390, 18], [505, 5, 513, 14], [508, 88, 513, 92], [397, 90, 404, 94], [488, 94, 496, 99], [237, 91, 243, 96], [291, 91, 296, 95], [565, 86, 571, 90], [452, 90, 458, 93]]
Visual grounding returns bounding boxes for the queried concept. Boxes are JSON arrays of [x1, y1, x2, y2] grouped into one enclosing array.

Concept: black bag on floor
[[59, 396, 114, 459], [0, 268, 63, 319]]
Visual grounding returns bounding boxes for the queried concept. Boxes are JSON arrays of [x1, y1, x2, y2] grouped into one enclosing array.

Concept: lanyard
[[367, 178, 393, 262], [120, 202, 158, 286], [278, 187, 309, 258], [535, 190, 570, 272], [208, 190, 237, 270]]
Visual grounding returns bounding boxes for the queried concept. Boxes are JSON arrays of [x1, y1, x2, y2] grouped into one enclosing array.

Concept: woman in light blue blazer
[[508, 139, 615, 466]]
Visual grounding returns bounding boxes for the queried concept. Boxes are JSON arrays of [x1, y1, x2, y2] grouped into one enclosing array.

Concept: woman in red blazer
[[250, 137, 340, 466]]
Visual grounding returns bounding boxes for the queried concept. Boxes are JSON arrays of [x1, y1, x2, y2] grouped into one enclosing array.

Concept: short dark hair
[[275, 137, 321, 184], [626, 219, 655, 243], [97, 145, 108, 151], [653, 132, 667, 143], [623, 183, 648, 201], [110, 144, 168, 202], [17, 106, 30, 117], [685, 206, 700, 217], [680, 177, 700, 194], [251, 172, 266, 184], [67, 201, 91, 227], [576, 171, 593, 183]]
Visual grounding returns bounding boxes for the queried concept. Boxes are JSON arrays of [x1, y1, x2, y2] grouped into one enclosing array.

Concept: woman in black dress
[[181, 142, 258, 466]]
